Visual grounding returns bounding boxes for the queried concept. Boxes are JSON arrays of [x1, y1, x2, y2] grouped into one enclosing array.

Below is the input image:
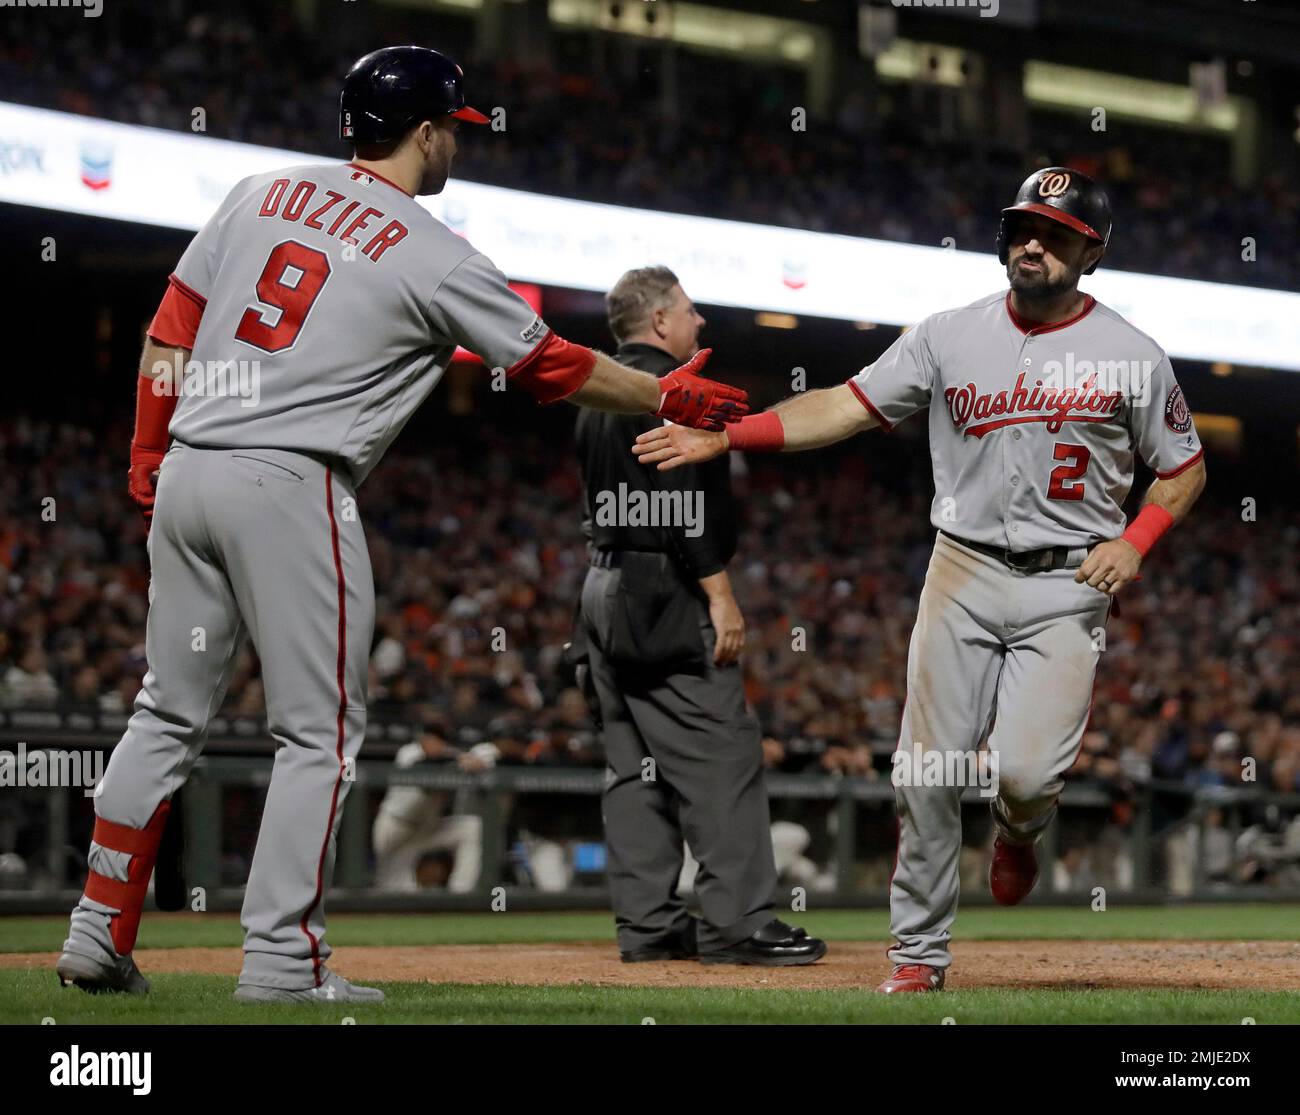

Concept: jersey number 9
[[235, 240, 332, 353]]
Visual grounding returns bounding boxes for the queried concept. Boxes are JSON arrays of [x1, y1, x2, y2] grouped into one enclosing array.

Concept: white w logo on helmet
[[1038, 171, 1071, 198]]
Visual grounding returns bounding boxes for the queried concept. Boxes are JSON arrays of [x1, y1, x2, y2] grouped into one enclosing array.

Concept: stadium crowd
[[3, 415, 1298, 792], [1, 1, 1297, 290]]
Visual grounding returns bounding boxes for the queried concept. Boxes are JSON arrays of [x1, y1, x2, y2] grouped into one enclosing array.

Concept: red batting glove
[[655, 348, 750, 431], [129, 372, 178, 532], [128, 444, 165, 528]]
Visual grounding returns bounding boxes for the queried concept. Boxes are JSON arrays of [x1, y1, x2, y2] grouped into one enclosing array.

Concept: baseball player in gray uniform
[[633, 168, 1206, 993], [55, 46, 747, 1003]]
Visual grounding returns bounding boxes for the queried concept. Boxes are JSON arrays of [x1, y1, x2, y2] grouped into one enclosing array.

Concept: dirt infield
[[7, 939, 1300, 990]]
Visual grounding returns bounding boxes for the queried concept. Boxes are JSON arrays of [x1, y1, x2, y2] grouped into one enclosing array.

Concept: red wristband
[[724, 410, 784, 452], [1121, 504, 1174, 558]]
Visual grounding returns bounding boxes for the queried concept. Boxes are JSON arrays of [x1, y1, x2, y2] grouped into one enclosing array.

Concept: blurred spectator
[[4, 416, 1299, 788], [2, 411, 1299, 889], [371, 732, 487, 893], [1, 645, 59, 707]]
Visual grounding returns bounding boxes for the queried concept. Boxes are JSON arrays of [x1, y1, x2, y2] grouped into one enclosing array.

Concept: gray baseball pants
[[64, 442, 373, 989], [888, 532, 1109, 970]]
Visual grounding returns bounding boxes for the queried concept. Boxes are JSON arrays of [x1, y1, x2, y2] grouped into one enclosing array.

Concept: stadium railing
[[2, 739, 1298, 913]]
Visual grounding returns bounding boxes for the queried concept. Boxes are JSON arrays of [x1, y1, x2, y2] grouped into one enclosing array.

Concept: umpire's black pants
[[581, 562, 777, 953]]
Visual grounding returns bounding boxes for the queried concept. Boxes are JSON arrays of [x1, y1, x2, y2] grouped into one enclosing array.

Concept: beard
[[418, 154, 453, 196], [1007, 256, 1081, 301]]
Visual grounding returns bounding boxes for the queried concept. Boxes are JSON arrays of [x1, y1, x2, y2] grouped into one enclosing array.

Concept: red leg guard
[[82, 801, 171, 956]]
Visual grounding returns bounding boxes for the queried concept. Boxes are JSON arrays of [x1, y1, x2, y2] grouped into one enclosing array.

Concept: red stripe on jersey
[[299, 468, 350, 986], [845, 378, 894, 432], [1005, 292, 1097, 336], [1154, 447, 1204, 479]]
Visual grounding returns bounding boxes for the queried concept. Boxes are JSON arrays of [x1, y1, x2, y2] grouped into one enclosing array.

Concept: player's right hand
[[128, 442, 165, 529], [632, 423, 730, 471], [654, 348, 750, 430]]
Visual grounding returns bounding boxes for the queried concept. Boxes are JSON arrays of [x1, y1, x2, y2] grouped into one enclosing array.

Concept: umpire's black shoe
[[698, 918, 827, 967], [620, 919, 699, 963]]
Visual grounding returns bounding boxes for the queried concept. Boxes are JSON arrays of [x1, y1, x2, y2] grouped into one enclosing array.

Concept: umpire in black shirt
[[574, 266, 826, 966]]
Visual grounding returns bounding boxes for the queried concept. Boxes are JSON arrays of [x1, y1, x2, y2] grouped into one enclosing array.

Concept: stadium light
[[1024, 62, 1240, 131]]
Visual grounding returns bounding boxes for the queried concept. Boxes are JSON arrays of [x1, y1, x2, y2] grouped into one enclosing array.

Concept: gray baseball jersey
[[847, 290, 1204, 551], [168, 162, 546, 483], [854, 290, 1205, 975], [62, 163, 553, 992]]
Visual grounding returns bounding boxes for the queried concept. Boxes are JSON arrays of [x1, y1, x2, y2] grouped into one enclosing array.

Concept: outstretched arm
[[564, 350, 661, 413], [523, 344, 749, 431], [766, 383, 879, 450], [633, 383, 877, 471]]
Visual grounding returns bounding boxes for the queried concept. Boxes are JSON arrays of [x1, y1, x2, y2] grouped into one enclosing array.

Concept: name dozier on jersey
[[256, 174, 410, 263]]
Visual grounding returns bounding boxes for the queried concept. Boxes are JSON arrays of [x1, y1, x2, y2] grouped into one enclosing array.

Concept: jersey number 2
[[1047, 442, 1090, 501], [235, 240, 332, 353]]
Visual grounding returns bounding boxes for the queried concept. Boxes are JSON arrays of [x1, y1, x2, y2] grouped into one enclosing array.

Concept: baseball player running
[[56, 46, 747, 1003], [633, 168, 1206, 993]]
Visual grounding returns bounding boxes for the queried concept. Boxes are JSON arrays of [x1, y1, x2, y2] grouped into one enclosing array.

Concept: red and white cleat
[[989, 837, 1039, 906], [877, 963, 945, 993]]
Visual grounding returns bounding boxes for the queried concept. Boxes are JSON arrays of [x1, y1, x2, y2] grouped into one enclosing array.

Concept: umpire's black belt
[[939, 530, 1087, 573], [590, 548, 671, 569]]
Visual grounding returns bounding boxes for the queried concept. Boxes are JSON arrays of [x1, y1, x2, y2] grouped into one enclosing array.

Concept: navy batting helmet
[[340, 46, 488, 145], [996, 167, 1112, 275]]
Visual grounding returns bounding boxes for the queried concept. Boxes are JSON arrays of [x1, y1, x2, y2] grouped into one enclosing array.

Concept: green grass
[[4, 906, 1297, 1024], [1, 971, 1296, 1025], [3, 904, 1298, 953]]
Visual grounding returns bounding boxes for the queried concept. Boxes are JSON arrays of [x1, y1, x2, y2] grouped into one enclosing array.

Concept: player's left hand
[[128, 442, 166, 530], [1076, 538, 1142, 596], [655, 348, 750, 430], [633, 422, 730, 471]]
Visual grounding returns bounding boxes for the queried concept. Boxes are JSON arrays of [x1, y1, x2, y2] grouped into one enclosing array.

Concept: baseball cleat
[[233, 968, 385, 1004], [989, 836, 1039, 906], [56, 950, 150, 995], [697, 918, 828, 967], [877, 964, 945, 993]]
